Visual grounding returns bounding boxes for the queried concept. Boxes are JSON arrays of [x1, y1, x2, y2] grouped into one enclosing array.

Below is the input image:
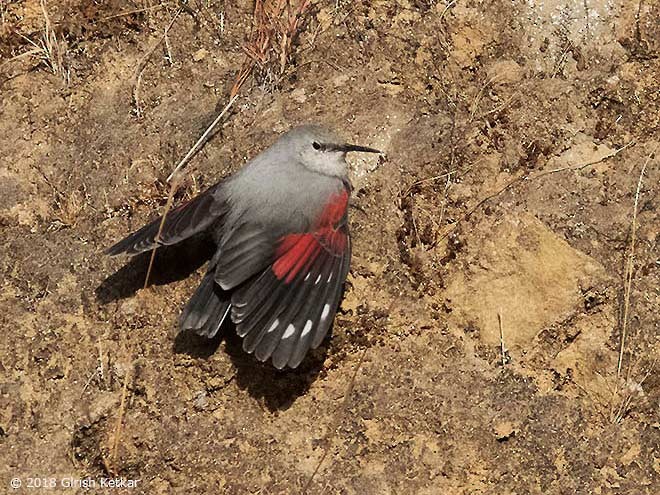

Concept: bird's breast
[[223, 164, 347, 237]]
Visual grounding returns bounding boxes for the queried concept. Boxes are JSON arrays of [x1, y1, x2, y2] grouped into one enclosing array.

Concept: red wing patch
[[272, 190, 349, 283], [317, 188, 349, 226], [231, 189, 352, 368]]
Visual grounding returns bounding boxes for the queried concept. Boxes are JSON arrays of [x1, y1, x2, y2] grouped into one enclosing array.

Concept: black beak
[[329, 143, 382, 154]]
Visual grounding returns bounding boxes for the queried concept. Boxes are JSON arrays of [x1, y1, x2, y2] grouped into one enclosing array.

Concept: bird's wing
[[227, 189, 351, 369], [213, 220, 279, 290], [106, 184, 227, 256]]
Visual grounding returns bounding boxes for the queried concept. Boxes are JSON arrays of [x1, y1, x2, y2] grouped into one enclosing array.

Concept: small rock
[[86, 392, 118, 426], [291, 88, 307, 104], [193, 48, 209, 62], [494, 420, 516, 441], [620, 443, 641, 466], [194, 391, 208, 411], [120, 298, 139, 316], [487, 60, 524, 84]]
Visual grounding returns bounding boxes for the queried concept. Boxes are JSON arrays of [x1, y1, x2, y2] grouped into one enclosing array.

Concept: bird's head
[[285, 124, 381, 178]]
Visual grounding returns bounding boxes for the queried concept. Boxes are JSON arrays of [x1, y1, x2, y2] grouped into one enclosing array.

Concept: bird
[[106, 124, 381, 369]]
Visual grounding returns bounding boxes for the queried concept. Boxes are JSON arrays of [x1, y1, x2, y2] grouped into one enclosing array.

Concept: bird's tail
[[180, 270, 231, 338]]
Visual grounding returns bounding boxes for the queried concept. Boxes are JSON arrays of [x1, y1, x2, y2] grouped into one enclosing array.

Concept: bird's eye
[[312, 141, 321, 150]]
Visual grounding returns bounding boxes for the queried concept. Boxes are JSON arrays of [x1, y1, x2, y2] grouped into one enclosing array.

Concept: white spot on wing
[[328, 272, 333, 283], [321, 304, 330, 321], [282, 324, 296, 339], [267, 319, 279, 333], [315, 274, 322, 285], [304, 273, 310, 281], [301, 320, 313, 337]]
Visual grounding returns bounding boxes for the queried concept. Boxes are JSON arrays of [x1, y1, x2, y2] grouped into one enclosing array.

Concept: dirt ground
[[1, 0, 659, 493]]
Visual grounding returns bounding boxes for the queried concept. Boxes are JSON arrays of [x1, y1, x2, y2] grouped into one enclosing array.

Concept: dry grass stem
[[145, 91, 238, 290], [475, 92, 520, 121], [469, 73, 503, 121], [583, 0, 590, 35], [534, 140, 636, 180], [143, 0, 313, 286], [438, 172, 525, 241], [10, 0, 68, 81], [440, 0, 458, 21], [611, 360, 655, 424], [104, 363, 133, 475], [303, 346, 369, 493], [100, 2, 172, 22], [498, 312, 507, 366], [133, 7, 182, 118], [437, 173, 452, 228], [165, 94, 240, 182], [231, 0, 312, 97], [551, 38, 575, 79], [617, 143, 656, 377], [143, 172, 181, 289], [439, 139, 637, 241], [402, 169, 458, 198], [1, 49, 43, 69], [164, 31, 173, 65]]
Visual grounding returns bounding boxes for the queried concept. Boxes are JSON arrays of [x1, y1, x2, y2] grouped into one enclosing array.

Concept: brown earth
[[1, 1, 659, 493]]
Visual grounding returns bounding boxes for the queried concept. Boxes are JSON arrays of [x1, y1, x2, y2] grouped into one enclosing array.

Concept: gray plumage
[[107, 124, 379, 369]]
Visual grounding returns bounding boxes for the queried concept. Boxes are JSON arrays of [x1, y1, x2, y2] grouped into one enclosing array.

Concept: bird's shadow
[[98, 236, 327, 411], [174, 327, 328, 412], [226, 332, 328, 411], [95, 236, 214, 304]]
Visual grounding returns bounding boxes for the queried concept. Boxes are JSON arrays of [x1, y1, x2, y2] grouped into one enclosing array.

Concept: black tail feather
[[180, 271, 231, 338]]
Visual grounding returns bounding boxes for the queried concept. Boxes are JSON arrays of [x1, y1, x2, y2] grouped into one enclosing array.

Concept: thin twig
[[165, 94, 239, 182], [302, 346, 369, 493], [143, 173, 181, 289], [145, 93, 239, 288], [402, 169, 458, 199], [533, 140, 636, 180], [498, 312, 506, 367], [440, 0, 457, 21], [105, 363, 132, 474], [100, 2, 172, 22], [617, 143, 655, 377], [469, 73, 504, 121], [438, 140, 637, 241], [133, 8, 182, 117]]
